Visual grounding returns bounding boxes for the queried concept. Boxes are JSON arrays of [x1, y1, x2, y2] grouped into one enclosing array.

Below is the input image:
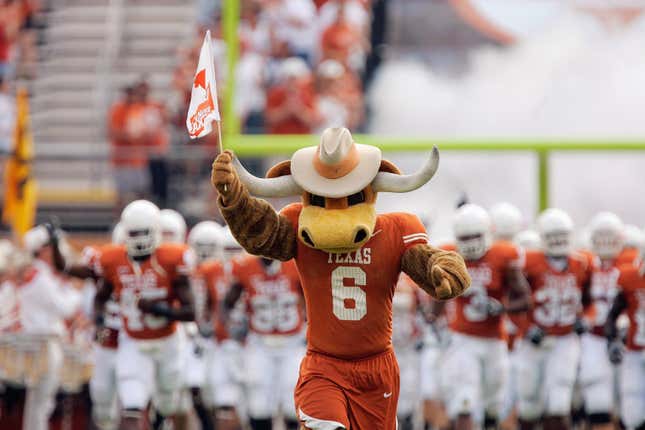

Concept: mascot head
[[234, 127, 439, 253]]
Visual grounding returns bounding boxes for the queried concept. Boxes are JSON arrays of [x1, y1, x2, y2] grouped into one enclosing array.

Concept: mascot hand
[[211, 150, 245, 205], [430, 251, 470, 300]]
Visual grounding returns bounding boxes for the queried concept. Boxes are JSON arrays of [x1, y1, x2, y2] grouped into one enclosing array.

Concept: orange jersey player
[[211, 127, 470, 430], [436, 205, 530, 430], [223, 255, 304, 430], [59, 201, 196, 430], [516, 209, 592, 430], [605, 251, 645, 430]]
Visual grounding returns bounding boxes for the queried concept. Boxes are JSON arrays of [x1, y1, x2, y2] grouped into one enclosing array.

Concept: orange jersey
[[281, 203, 429, 359], [230, 256, 303, 336], [444, 241, 523, 339], [392, 274, 422, 346], [97, 243, 195, 340], [524, 250, 591, 336], [588, 258, 621, 336], [194, 260, 231, 340], [80, 246, 120, 348], [617, 263, 645, 351], [617, 247, 640, 267]]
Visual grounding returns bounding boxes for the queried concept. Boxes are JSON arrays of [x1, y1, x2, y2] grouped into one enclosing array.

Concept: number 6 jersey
[[280, 203, 429, 360]]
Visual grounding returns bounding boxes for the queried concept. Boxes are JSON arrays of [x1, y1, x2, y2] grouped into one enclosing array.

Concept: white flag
[[186, 30, 221, 139]]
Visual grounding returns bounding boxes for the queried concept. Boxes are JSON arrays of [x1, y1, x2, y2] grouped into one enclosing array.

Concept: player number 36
[[331, 266, 367, 321]]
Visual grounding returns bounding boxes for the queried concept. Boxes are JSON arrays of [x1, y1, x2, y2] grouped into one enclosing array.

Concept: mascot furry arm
[[212, 136, 469, 300]]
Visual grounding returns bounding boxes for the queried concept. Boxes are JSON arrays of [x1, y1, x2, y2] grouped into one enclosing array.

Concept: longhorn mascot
[[211, 127, 470, 430]]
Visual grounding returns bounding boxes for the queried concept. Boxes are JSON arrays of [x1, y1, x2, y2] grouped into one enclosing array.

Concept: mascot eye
[[309, 194, 326, 207], [347, 191, 365, 206]]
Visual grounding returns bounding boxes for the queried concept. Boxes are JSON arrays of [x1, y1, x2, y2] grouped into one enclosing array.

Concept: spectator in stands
[[314, 59, 364, 132], [0, 0, 22, 78], [127, 78, 170, 207], [320, 1, 366, 72], [0, 73, 14, 154], [269, 0, 317, 64], [108, 86, 148, 213], [266, 57, 320, 134]]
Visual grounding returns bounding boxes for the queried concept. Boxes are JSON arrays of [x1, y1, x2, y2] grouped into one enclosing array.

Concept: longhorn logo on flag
[[187, 31, 221, 139]]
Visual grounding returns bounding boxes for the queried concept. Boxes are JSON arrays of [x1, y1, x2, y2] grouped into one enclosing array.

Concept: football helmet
[[221, 226, 243, 261], [623, 224, 645, 249], [120, 200, 162, 258], [111, 222, 126, 245], [490, 202, 522, 241], [453, 204, 492, 261], [537, 208, 573, 257], [588, 212, 624, 260], [514, 229, 541, 250], [160, 209, 187, 244], [187, 221, 224, 263]]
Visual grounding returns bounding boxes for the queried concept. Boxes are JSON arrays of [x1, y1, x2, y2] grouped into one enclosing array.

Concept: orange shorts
[[294, 348, 400, 430]]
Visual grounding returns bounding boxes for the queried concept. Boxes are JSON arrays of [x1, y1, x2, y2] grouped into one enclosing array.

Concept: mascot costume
[[211, 127, 470, 429]]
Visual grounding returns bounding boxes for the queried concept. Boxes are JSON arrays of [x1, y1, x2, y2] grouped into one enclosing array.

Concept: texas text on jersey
[[96, 243, 195, 340], [442, 241, 523, 339], [280, 203, 429, 359], [523, 250, 591, 336], [230, 256, 303, 336]]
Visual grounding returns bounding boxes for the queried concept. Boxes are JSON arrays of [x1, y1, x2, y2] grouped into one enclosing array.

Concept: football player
[[605, 242, 645, 430], [223, 255, 304, 430], [618, 224, 643, 266], [393, 273, 424, 430], [188, 221, 240, 430], [436, 204, 530, 430], [578, 213, 627, 430], [514, 230, 541, 251], [55, 200, 196, 430], [517, 208, 592, 430], [490, 202, 523, 242]]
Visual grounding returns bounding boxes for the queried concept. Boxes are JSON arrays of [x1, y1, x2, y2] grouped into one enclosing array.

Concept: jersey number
[[331, 266, 367, 321], [534, 286, 579, 327], [463, 283, 489, 322]]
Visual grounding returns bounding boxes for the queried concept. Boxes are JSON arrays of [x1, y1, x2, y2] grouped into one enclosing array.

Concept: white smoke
[[368, 9, 645, 237]]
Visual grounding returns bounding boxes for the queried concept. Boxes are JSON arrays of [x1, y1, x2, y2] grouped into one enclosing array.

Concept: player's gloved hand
[[198, 323, 214, 339], [44, 222, 60, 245], [573, 317, 589, 335], [526, 325, 545, 346], [429, 250, 471, 300], [211, 150, 246, 206], [486, 298, 505, 317], [138, 299, 172, 318], [607, 340, 624, 365]]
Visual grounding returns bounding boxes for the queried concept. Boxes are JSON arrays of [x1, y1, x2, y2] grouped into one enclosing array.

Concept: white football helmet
[[111, 222, 126, 245], [221, 226, 243, 261], [623, 224, 645, 249], [588, 212, 624, 260], [120, 200, 162, 258], [537, 208, 573, 257], [160, 209, 187, 244], [514, 229, 541, 250], [188, 221, 224, 263], [490, 202, 522, 241], [453, 204, 492, 261]]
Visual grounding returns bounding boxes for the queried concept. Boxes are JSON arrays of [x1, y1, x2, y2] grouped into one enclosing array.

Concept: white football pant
[[395, 343, 421, 418], [208, 339, 244, 409], [619, 350, 645, 429], [516, 334, 580, 420], [441, 332, 509, 422], [90, 345, 119, 429], [243, 333, 305, 421], [579, 333, 615, 415], [116, 331, 184, 416]]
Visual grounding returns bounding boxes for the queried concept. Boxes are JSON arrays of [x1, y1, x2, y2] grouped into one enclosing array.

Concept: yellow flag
[[2, 87, 37, 239]]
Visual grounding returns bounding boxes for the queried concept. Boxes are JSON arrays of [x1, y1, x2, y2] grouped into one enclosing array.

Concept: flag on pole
[[186, 30, 221, 139], [2, 87, 37, 239]]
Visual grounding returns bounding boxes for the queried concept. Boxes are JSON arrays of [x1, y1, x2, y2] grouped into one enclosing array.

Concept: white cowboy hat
[[290, 127, 382, 198]]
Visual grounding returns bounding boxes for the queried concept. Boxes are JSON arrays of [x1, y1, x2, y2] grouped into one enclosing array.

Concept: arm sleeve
[[218, 189, 298, 261], [42, 276, 82, 319]]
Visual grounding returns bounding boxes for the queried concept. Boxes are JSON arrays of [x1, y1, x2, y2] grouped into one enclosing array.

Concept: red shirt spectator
[[321, 19, 360, 66]]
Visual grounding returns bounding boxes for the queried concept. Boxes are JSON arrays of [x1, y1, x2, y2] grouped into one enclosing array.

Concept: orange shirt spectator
[[108, 90, 146, 168], [266, 57, 320, 134], [321, 20, 360, 66]]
